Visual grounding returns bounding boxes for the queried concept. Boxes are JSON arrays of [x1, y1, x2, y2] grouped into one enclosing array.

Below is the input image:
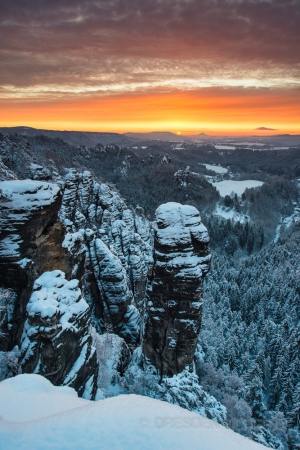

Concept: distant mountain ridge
[[1, 126, 300, 146], [0, 126, 137, 147]]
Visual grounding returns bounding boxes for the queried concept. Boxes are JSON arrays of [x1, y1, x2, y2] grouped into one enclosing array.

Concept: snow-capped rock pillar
[[143, 202, 211, 377], [20, 270, 98, 399]]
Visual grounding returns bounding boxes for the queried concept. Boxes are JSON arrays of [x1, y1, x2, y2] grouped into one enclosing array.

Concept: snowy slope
[[0, 374, 268, 450]]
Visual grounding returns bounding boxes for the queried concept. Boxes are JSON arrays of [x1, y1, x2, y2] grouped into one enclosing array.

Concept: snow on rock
[[0, 374, 269, 450], [93, 330, 131, 397], [58, 169, 152, 343], [124, 353, 227, 426], [0, 180, 60, 221], [0, 179, 83, 353], [87, 236, 140, 343], [29, 163, 51, 181], [20, 270, 98, 399], [143, 202, 211, 377], [210, 180, 264, 197], [159, 369, 227, 425]]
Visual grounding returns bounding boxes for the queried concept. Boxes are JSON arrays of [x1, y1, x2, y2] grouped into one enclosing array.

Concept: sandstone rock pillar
[[143, 202, 211, 377]]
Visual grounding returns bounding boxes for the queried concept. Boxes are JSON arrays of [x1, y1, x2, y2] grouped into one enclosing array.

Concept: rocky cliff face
[[59, 169, 153, 343], [143, 202, 211, 377], [20, 270, 98, 399], [0, 180, 83, 348], [0, 180, 96, 397]]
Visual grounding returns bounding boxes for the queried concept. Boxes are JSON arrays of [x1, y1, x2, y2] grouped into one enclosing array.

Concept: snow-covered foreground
[[211, 180, 264, 197], [0, 374, 268, 450]]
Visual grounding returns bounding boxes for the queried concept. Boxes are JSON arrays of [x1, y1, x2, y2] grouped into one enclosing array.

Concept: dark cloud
[[255, 127, 278, 130], [0, 0, 299, 89]]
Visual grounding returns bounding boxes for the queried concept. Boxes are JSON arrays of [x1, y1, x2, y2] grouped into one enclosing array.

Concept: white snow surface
[[26, 271, 88, 325], [154, 202, 210, 279], [0, 180, 60, 210], [211, 180, 264, 197], [0, 374, 268, 450], [202, 164, 228, 174]]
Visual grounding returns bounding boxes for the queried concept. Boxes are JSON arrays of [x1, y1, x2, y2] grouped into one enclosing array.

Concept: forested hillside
[[199, 224, 300, 449]]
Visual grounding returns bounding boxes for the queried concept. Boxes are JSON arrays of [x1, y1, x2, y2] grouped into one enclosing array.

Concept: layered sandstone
[[143, 202, 211, 377], [0, 180, 85, 349]]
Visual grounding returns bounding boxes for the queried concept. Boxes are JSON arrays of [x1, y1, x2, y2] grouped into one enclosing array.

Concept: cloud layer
[[1, 0, 299, 90], [0, 0, 299, 132]]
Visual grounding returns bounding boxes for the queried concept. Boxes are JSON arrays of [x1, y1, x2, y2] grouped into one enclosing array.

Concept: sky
[[0, 0, 299, 135]]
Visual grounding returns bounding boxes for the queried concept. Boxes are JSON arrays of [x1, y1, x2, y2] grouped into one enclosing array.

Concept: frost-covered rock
[[143, 202, 211, 377], [158, 369, 227, 425], [93, 330, 131, 397], [0, 180, 85, 351], [20, 270, 98, 399], [87, 236, 140, 343], [28, 163, 51, 181], [58, 169, 153, 343]]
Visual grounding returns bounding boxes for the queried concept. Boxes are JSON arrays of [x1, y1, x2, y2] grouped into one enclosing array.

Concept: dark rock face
[[0, 180, 85, 350], [20, 271, 98, 399], [0, 180, 96, 399], [143, 202, 211, 377]]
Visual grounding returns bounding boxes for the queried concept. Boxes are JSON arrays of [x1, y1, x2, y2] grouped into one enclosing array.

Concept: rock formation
[[0, 180, 96, 398], [143, 202, 211, 377], [20, 270, 98, 399], [0, 145, 213, 408], [0, 180, 85, 350], [58, 169, 153, 343]]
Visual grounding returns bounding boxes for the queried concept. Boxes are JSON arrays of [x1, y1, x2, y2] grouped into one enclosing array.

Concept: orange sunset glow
[[0, 1, 299, 135]]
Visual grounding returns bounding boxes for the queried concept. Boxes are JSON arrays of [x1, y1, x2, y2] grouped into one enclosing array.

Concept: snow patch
[[213, 204, 249, 223]]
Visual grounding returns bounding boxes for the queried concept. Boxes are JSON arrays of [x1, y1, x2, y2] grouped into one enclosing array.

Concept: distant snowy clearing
[[201, 164, 228, 174], [0, 374, 268, 450], [211, 180, 264, 197], [213, 204, 249, 223], [214, 145, 236, 150]]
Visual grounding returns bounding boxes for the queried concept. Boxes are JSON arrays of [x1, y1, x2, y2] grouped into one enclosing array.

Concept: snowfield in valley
[[211, 179, 264, 197], [0, 374, 268, 450]]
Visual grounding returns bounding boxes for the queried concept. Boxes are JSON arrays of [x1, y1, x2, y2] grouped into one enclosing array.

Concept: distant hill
[[125, 131, 192, 142], [0, 126, 137, 147]]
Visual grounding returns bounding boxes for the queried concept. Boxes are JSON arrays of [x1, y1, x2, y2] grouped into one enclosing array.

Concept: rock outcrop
[[0, 180, 96, 399], [143, 202, 211, 377], [59, 169, 153, 343], [20, 271, 98, 399], [0, 180, 85, 350]]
